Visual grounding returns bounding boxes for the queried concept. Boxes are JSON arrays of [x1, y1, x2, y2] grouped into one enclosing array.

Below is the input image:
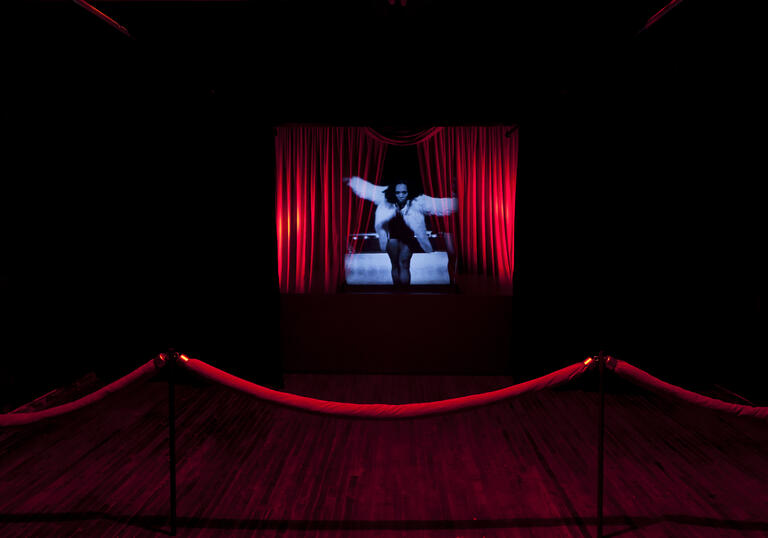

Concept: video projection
[[275, 126, 518, 294]]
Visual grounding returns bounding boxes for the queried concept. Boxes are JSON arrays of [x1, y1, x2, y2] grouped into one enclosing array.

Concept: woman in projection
[[345, 176, 458, 287]]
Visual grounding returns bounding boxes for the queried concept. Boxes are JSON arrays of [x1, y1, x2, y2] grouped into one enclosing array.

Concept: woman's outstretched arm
[[344, 176, 387, 205], [415, 194, 458, 216]]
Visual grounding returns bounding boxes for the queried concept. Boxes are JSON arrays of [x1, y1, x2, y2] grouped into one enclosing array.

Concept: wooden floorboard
[[1, 372, 766, 537]]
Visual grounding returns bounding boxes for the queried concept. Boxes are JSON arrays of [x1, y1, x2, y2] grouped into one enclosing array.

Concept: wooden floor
[[1, 371, 766, 537]]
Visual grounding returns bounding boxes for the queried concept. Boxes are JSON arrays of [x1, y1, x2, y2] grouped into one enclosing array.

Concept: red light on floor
[[583, 357, 593, 366]]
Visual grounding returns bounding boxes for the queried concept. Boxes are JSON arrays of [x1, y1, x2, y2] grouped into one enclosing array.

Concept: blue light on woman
[[344, 176, 458, 287]]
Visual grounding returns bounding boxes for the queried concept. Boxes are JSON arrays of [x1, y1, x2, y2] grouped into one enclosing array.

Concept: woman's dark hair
[[383, 179, 422, 204]]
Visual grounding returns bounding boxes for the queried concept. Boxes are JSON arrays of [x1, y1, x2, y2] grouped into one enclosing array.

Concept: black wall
[[4, 1, 762, 408]]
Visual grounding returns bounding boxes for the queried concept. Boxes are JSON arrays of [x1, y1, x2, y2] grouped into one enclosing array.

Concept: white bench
[[344, 251, 451, 285]]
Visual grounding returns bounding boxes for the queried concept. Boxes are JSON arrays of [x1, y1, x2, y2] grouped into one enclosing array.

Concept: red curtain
[[419, 127, 518, 289], [275, 127, 387, 293], [362, 127, 443, 147], [275, 125, 517, 293]]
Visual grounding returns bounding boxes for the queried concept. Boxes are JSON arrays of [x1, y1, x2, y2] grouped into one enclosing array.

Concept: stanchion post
[[597, 350, 606, 538], [167, 350, 178, 536]]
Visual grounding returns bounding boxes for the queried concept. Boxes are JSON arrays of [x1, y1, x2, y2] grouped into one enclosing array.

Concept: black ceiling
[[14, 0, 748, 125]]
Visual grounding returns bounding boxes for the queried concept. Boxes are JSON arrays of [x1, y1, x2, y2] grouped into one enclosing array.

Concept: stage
[[1, 366, 766, 537], [279, 291, 516, 374]]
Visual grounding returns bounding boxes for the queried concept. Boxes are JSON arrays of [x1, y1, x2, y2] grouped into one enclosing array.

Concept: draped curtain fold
[[416, 128, 459, 279], [362, 127, 443, 146], [275, 125, 517, 293], [275, 127, 387, 293], [419, 126, 518, 288]]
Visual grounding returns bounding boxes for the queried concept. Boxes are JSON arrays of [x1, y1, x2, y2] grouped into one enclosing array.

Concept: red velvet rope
[[0, 360, 157, 427], [611, 360, 768, 421], [182, 359, 590, 419], [72, 0, 132, 38], [4, 356, 765, 427]]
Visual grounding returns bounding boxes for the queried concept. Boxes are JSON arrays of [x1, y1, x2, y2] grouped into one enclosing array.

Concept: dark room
[[3, 0, 764, 536]]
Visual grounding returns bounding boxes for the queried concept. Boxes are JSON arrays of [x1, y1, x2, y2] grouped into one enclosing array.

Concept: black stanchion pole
[[168, 351, 178, 536], [597, 350, 605, 538]]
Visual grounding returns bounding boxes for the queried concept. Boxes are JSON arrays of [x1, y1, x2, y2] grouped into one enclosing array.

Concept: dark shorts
[[387, 214, 423, 253]]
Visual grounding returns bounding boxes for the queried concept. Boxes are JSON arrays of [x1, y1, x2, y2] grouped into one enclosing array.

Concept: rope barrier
[[182, 356, 768, 421], [182, 358, 590, 419], [3, 354, 766, 426], [0, 360, 158, 427], [610, 359, 768, 421]]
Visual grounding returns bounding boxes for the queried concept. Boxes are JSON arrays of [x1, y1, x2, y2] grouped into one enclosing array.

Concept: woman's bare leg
[[386, 238, 402, 285], [398, 243, 412, 286]]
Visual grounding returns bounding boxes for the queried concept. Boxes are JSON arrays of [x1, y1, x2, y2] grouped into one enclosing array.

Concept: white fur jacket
[[346, 176, 458, 252]]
